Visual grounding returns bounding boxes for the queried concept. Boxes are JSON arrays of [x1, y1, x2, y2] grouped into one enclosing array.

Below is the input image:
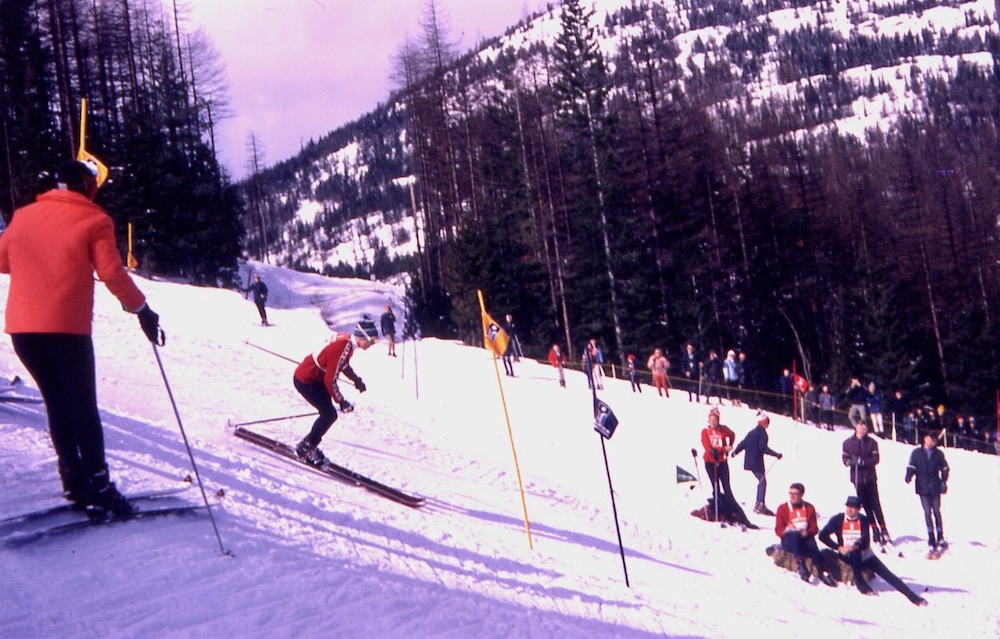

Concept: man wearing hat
[[732, 410, 783, 515], [774, 482, 837, 586], [819, 495, 928, 605], [0, 160, 161, 518], [291, 321, 376, 465]]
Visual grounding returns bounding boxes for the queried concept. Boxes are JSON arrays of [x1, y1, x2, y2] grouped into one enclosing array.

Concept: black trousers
[[12, 333, 107, 484], [841, 551, 923, 603], [781, 532, 825, 568], [254, 300, 268, 322], [855, 481, 888, 531], [294, 377, 338, 446], [705, 461, 750, 525]]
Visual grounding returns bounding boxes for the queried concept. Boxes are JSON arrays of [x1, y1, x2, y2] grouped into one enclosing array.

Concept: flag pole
[[478, 290, 533, 549]]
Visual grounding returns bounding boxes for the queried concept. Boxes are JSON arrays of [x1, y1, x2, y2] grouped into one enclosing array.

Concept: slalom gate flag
[[481, 311, 509, 357], [77, 98, 109, 187], [594, 398, 619, 439], [793, 374, 809, 394], [676, 466, 697, 483]]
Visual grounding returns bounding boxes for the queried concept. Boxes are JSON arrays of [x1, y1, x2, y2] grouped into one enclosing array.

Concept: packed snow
[[1, 261, 998, 638]]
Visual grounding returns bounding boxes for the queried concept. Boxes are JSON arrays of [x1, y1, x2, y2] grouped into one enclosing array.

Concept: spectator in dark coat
[[379, 304, 397, 357], [846, 378, 868, 427], [703, 350, 723, 405], [732, 410, 783, 515], [842, 420, 890, 543], [905, 432, 950, 555], [681, 343, 701, 403], [248, 274, 269, 325], [778, 369, 794, 415]]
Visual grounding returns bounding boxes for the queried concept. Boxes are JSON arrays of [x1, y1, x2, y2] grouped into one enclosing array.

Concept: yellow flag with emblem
[[481, 310, 509, 357], [77, 98, 110, 188]]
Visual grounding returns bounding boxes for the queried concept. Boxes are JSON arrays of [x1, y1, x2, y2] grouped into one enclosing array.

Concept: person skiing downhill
[[293, 322, 375, 465], [246, 274, 269, 325], [0, 160, 162, 517]]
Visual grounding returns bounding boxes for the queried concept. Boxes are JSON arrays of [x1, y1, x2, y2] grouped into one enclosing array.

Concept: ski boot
[[296, 438, 327, 466], [83, 469, 133, 518]]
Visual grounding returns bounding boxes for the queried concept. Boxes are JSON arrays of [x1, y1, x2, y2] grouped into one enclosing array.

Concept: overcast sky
[[185, 1, 550, 180]]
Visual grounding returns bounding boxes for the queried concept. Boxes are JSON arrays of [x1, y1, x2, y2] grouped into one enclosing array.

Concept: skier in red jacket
[[293, 321, 376, 464], [0, 160, 161, 517]]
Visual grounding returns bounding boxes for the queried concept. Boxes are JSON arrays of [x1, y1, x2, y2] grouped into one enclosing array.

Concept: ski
[[2, 504, 206, 547], [0, 484, 193, 529], [232, 425, 425, 509]]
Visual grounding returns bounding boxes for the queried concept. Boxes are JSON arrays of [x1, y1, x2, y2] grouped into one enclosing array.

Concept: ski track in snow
[[0, 261, 998, 638]]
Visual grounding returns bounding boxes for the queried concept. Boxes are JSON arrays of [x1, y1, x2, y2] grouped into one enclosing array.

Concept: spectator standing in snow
[[0, 160, 161, 517], [701, 407, 756, 529], [548, 344, 566, 388], [778, 369, 794, 415], [703, 349, 723, 405], [246, 274, 269, 325], [722, 350, 741, 406], [500, 315, 517, 376], [380, 304, 397, 357], [905, 432, 950, 557], [774, 482, 838, 586], [846, 378, 868, 427], [681, 343, 701, 403], [737, 351, 755, 408], [647, 348, 670, 397], [293, 323, 375, 465], [732, 410, 783, 515], [819, 496, 928, 606], [818, 385, 835, 431], [842, 419, 891, 543], [626, 354, 642, 393], [587, 338, 605, 390], [867, 382, 884, 437]]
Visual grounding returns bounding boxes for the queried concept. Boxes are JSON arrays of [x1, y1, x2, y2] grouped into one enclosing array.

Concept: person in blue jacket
[[732, 410, 783, 515], [905, 432, 950, 557]]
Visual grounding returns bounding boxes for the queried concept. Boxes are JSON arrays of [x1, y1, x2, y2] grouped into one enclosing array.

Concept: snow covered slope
[[0, 262, 997, 638]]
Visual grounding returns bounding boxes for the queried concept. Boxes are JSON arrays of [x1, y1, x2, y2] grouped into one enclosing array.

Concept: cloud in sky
[[186, 0, 549, 180]]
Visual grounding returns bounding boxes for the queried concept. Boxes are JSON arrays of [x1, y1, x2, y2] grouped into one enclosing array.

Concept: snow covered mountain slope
[[0, 262, 997, 638]]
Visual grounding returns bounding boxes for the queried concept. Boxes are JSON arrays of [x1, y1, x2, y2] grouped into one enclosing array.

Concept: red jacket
[[702, 424, 736, 463], [0, 189, 145, 334], [294, 334, 359, 403], [547, 348, 564, 368], [775, 500, 819, 538]]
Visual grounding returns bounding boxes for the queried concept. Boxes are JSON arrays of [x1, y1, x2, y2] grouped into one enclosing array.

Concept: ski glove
[[776, 453, 783, 459], [339, 400, 354, 413], [137, 304, 164, 345], [355, 379, 366, 393]]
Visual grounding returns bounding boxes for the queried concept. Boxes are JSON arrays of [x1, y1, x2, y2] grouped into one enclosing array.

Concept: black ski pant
[[294, 377, 338, 446], [12, 333, 108, 488], [705, 461, 750, 525], [254, 300, 268, 322], [854, 481, 888, 532], [919, 494, 944, 547], [840, 551, 923, 604]]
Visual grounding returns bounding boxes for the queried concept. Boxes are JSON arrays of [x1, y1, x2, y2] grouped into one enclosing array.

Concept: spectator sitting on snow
[[774, 482, 837, 586]]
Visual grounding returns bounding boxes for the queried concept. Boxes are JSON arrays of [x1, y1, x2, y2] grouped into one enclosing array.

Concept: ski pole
[[229, 412, 318, 428], [764, 455, 782, 477], [691, 448, 705, 497], [244, 339, 297, 364], [151, 344, 231, 557]]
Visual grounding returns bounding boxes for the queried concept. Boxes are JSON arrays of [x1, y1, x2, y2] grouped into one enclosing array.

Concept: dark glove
[[777, 453, 783, 459], [940, 481, 947, 494], [137, 304, 163, 345], [905, 476, 912, 484], [339, 400, 354, 413], [711, 449, 720, 461], [355, 378, 366, 393]]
